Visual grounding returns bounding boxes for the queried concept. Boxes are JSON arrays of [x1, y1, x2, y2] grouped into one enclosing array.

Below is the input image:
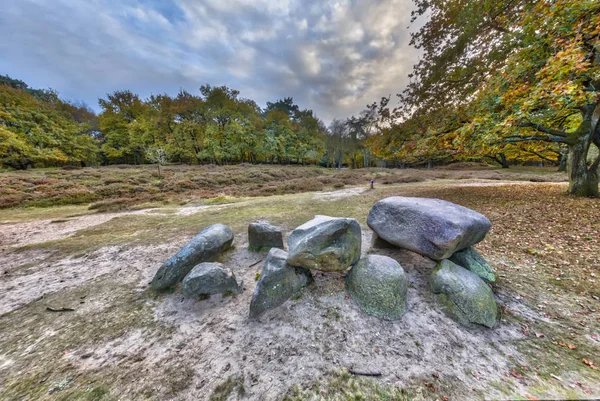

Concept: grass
[[209, 374, 246, 401], [282, 370, 412, 401], [0, 164, 566, 212]]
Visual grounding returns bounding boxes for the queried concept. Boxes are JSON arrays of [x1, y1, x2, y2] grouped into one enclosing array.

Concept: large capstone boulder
[[430, 259, 498, 328], [345, 255, 408, 320], [287, 215, 361, 272], [182, 262, 242, 297], [151, 224, 234, 290], [248, 222, 284, 251], [367, 197, 491, 260], [449, 247, 496, 284], [249, 248, 313, 318]]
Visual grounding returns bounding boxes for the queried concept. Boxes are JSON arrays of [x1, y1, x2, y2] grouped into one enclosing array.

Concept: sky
[[0, 0, 421, 123]]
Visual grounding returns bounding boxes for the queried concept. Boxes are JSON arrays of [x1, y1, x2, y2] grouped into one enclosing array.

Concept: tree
[[145, 146, 167, 176], [0, 80, 98, 169], [402, 0, 600, 196]]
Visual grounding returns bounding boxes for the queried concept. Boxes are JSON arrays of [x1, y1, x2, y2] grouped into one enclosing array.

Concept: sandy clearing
[[54, 230, 530, 400]]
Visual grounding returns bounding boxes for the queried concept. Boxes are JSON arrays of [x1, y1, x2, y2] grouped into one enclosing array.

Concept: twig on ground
[[348, 369, 382, 377], [249, 259, 263, 268], [46, 307, 75, 312]]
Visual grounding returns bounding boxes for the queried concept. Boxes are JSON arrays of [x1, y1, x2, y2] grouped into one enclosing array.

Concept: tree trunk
[[567, 102, 600, 197], [557, 146, 568, 172], [498, 153, 509, 169]]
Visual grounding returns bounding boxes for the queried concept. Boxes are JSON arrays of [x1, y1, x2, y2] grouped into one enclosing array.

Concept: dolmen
[[149, 196, 499, 329]]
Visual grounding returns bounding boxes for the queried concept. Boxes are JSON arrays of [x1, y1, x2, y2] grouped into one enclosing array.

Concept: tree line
[[0, 75, 385, 170], [1, 0, 598, 196]]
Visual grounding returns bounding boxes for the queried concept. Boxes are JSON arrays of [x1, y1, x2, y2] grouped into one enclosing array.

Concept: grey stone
[[367, 197, 491, 260], [249, 248, 313, 318], [182, 262, 243, 297], [287, 215, 361, 272], [449, 247, 496, 284], [151, 224, 233, 290], [430, 259, 498, 328], [346, 255, 408, 320], [248, 222, 284, 250]]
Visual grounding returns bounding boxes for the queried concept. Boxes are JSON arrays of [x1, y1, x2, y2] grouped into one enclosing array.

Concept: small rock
[[151, 224, 233, 290], [367, 196, 491, 260], [449, 247, 496, 284], [287, 215, 361, 272], [345, 255, 408, 320], [248, 223, 284, 251], [430, 260, 498, 328], [182, 262, 243, 297], [249, 248, 313, 318]]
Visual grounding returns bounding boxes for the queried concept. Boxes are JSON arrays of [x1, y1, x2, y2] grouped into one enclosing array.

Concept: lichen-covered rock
[[182, 262, 242, 297], [367, 197, 491, 260], [249, 248, 313, 318], [449, 247, 496, 284], [345, 255, 408, 320], [151, 224, 233, 290], [430, 260, 498, 328], [287, 215, 361, 272], [248, 222, 284, 251]]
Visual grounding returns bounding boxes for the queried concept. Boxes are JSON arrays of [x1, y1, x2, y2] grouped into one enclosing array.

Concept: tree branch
[[516, 122, 568, 137], [519, 146, 559, 164], [504, 135, 568, 144]]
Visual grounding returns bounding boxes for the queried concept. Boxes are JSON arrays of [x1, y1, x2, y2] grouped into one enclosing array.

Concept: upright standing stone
[[367, 197, 491, 260], [449, 247, 496, 284], [249, 248, 313, 318], [287, 215, 361, 272], [248, 222, 284, 251], [346, 255, 408, 320], [430, 259, 498, 328], [151, 224, 234, 290], [183, 262, 243, 297]]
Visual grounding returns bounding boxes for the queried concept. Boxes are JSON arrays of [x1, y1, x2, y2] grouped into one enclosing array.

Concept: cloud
[[0, 0, 421, 122]]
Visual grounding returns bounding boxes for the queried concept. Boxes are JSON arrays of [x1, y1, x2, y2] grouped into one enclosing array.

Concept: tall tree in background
[[401, 0, 600, 196]]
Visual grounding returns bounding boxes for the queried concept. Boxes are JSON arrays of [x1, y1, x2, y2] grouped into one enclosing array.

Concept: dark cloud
[[0, 0, 421, 122]]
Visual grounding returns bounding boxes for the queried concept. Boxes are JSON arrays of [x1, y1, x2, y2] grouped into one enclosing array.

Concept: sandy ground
[[0, 181, 596, 400]]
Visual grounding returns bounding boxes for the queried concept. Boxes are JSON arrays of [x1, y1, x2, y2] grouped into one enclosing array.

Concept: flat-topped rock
[[248, 222, 284, 251], [367, 197, 491, 260], [183, 262, 243, 297], [430, 259, 498, 328], [151, 224, 233, 290], [287, 215, 361, 272], [249, 248, 313, 318], [346, 255, 408, 320]]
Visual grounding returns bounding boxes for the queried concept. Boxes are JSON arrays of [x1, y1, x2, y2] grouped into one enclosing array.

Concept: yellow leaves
[[582, 359, 598, 370]]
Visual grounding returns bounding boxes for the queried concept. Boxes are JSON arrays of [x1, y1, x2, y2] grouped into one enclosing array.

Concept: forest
[[1, 0, 599, 196]]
